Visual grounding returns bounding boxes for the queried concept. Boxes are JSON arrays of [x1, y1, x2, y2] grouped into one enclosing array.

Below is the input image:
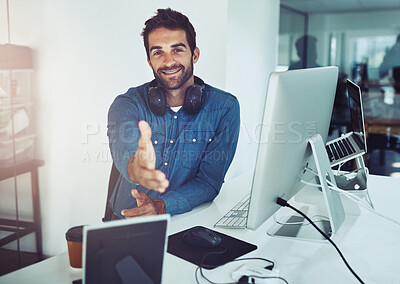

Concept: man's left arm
[[160, 99, 240, 215]]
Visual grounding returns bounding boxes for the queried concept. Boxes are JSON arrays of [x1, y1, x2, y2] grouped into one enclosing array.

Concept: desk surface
[[1, 173, 400, 284]]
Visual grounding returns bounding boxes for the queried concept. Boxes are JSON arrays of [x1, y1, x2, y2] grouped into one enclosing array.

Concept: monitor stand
[[267, 134, 346, 242]]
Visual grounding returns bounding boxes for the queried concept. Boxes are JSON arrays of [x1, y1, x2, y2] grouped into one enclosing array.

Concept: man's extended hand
[[121, 189, 165, 218], [127, 120, 169, 192]]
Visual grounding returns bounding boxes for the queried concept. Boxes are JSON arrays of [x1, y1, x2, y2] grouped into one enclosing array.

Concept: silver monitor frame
[[247, 67, 341, 232]]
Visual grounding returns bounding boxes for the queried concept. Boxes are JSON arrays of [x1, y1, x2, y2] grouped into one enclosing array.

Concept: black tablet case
[[167, 226, 257, 269]]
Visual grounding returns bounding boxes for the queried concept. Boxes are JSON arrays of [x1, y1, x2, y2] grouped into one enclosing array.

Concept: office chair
[[393, 66, 400, 93], [102, 163, 120, 222]]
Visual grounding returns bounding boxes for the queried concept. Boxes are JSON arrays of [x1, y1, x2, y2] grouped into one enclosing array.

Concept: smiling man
[[107, 8, 240, 219]]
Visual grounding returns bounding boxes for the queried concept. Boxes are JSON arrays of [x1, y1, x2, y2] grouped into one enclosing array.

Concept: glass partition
[[0, 0, 43, 275], [277, 5, 308, 71]]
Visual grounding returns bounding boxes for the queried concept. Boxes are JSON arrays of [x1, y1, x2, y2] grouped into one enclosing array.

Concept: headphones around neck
[[147, 76, 205, 116]]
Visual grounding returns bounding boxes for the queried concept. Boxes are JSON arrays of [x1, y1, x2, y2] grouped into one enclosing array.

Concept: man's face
[[147, 27, 199, 90]]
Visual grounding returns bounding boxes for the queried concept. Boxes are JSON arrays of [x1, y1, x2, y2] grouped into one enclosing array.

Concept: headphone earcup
[[148, 87, 167, 116], [184, 85, 204, 114]]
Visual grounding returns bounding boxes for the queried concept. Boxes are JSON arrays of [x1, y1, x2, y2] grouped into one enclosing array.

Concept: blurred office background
[[0, 0, 400, 276], [279, 0, 400, 177]]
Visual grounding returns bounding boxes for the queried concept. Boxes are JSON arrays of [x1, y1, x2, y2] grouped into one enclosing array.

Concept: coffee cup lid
[[66, 225, 84, 242]]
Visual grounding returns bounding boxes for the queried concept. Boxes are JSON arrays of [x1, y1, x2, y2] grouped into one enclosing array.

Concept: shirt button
[[170, 140, 174, 144], [154, 140, 158, 145], [209, 138, 212, 142], [174, 115, 178, 119], [192, 138, 197, 142], [164, 162, 168, 166]]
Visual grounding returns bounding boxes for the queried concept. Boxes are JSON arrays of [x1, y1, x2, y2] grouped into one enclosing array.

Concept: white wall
[[225, 0, 280, 178], [0, 0, 279, 256]]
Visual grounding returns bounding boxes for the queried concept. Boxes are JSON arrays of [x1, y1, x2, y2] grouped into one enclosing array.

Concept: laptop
[[325, 79, 367, 166], [82, 215, 169, 284]]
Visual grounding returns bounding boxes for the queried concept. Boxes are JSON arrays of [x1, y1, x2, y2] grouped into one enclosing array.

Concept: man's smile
[[160, 66, 183, 76]]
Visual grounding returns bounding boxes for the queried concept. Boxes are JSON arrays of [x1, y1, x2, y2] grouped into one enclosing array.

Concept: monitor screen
[[246, 66, 339, 231], [347, 79, 367, 151]]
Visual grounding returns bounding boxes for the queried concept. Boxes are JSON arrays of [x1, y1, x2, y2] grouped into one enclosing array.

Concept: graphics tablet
[[82, 215, 169, 284]]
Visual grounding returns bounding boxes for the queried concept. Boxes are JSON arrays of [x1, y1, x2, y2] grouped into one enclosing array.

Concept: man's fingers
[[130, 189, 146, 208], [157, 180, 169, 192], [131, 189, 148, 200], [121, 206, 154, 218], [138, 120, 152, 150], [136, 168, 166, 182], [132, 168, 169, 192], [121, 190, 157, 217], [139, 178, 168, 193], [135, 148, 156, 169], [131, 120, 167, 193], [136, 120, 156, 170]]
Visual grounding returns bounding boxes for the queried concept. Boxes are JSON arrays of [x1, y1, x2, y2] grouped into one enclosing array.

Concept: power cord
[[195, 251, 288, 284], [276, 197, 365, 284]]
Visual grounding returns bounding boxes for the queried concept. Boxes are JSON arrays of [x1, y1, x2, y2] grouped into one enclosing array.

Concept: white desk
[[1, 173, 400, 284]]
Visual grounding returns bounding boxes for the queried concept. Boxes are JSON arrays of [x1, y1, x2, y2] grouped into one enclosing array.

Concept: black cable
[[196, 245, 227, 284], [276, 197, 365, 284]]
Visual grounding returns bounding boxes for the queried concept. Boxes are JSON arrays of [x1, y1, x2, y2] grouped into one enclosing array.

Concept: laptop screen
[[347, 79, 367, 151]]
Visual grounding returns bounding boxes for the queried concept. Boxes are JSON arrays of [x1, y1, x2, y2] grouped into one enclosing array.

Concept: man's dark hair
[[141, 8, 196, 59]]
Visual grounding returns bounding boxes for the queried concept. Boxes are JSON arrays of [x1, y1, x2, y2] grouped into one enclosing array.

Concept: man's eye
[[174, 48, 183, 53], [153, 51, 162, 56]]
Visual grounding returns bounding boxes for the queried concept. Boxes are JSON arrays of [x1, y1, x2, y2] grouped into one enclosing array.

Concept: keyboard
[[214, 194, 250, 228], [326, 137, 356, 163]]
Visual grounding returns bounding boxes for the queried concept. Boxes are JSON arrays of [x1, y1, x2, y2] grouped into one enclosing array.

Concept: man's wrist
[[153, 199, 166, 215]]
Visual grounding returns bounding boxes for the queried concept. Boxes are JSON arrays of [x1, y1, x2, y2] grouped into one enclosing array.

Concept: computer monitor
[[246, 67, 341, 237], [347, 79, 367, 152]]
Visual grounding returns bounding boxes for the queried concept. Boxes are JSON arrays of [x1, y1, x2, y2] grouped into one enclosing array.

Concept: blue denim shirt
[[107, 80, 240, 218]]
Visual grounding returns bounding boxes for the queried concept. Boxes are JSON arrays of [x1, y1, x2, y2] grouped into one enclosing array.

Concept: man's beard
[[152, 59, 194, 90]]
